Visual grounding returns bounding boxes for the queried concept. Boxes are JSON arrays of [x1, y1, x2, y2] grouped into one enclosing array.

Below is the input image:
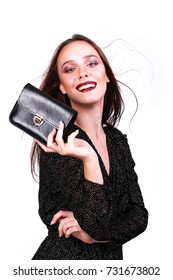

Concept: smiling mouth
[[76, 81, 96, 92]]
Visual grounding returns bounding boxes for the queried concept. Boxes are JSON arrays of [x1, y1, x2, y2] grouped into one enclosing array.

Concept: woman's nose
[[79, 73, 88, 79], [79, 67, 89, 79]]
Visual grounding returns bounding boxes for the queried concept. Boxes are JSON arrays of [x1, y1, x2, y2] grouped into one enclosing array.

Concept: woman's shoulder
[[104, 125, 127, 141], [105, 126, 135, 165]]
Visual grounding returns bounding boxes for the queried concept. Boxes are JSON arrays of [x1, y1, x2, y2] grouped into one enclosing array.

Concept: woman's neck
[[74, 108, 103, 139]]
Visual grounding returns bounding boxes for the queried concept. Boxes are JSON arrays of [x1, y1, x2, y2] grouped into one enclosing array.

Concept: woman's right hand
[[36, 121, 96, 162], [37, 121, 103, 184]]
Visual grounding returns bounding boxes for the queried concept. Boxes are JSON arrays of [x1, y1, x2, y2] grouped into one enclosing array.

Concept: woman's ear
[[59, 84, 66, 94], [106, 75, 110, 83]]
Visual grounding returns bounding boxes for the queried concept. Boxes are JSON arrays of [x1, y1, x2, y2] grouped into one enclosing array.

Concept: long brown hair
[[31, 34, 129, 180]]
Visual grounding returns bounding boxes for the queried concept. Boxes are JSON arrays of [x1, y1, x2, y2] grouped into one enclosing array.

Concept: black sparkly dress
[[32, 125, 148, 260]]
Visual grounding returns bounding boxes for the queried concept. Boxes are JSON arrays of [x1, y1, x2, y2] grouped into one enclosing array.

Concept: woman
[[31, 34, 148, 260]]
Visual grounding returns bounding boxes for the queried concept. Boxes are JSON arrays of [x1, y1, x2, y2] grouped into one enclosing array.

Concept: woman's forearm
[[83, 154, 103, 184]]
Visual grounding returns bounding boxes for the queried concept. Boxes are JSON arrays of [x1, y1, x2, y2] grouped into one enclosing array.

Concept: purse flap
[[18, 83, 77, 127]]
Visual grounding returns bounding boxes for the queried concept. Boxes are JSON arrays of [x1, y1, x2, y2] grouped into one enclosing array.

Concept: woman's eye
[[64, 67, 75, 73], [87, 61, 98, 67]]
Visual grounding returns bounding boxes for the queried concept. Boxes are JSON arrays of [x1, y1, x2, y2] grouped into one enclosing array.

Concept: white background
[[0, 0, 172, 279]]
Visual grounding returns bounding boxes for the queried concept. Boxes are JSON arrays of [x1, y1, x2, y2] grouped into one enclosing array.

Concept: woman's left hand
[[50, 210, 96, 244]]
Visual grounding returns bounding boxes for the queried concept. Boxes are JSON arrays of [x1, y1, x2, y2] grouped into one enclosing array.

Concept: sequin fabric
[[32, 125, 148, 260]]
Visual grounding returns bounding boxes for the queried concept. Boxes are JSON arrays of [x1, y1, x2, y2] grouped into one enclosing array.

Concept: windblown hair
[[31, 34, 129, 180]]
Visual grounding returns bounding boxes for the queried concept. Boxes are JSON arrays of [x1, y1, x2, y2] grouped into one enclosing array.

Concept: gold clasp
[[33, 113, 44, 126]]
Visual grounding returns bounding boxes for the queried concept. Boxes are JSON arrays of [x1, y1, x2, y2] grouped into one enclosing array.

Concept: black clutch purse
[[9, 83, 78, 145]]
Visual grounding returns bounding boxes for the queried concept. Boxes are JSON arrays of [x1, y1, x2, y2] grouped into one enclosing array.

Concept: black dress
[[32, 125, 148, 260]]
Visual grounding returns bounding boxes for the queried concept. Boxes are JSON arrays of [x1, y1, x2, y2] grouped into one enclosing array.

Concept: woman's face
[[57, 41, 109, 109]]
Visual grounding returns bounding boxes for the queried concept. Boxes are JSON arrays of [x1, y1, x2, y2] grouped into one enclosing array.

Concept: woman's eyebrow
[[62, 55, 98, 68], [84, 54, 98, 59], [62, 60, 74, 68]]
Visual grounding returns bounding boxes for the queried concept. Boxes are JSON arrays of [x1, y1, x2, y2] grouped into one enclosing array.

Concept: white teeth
[[79, 84, 95, 91]]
